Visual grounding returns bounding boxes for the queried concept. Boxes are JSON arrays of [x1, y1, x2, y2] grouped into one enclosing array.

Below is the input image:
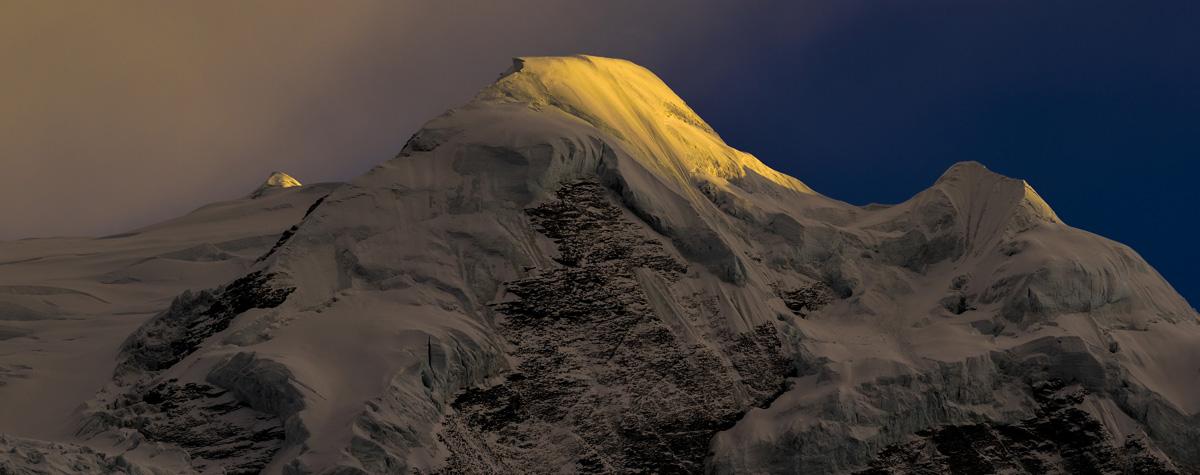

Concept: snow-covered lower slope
[[0, 176, 337, 461], [2, 55, 1198, 474]]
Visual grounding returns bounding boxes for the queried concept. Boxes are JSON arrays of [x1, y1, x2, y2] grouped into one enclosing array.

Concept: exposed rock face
[[117, 271, 293, 376], [79, 271, 299, 473], [858, 380, 1178, 474], [85, 380, 285, 474], [776, 282, 836, 317], [440, 181, 795, 473]]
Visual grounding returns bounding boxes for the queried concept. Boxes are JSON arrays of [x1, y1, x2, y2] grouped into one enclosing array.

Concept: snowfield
[[2, 55, 1197, 474]]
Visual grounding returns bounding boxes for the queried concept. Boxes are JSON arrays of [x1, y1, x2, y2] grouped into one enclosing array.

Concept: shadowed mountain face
[[1, 56, 1197, 474], [857, 379, 1178, 474]]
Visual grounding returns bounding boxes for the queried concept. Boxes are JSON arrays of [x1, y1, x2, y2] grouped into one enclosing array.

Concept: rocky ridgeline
[[438, 182, 798, 473], [79, 271, 298, 474], [83, 380, 285, 474], [858, 379, 1178, 475], [117, 271, 292, 375]]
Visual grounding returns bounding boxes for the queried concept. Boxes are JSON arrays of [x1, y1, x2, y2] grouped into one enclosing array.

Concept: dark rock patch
[[87, 271, 296, 473], [774, 282, 834, 317], [857, 379, 1178, 474], [439, 181, 792, 474], [88, 380, 285, 475], [117, 271, 293, 375]]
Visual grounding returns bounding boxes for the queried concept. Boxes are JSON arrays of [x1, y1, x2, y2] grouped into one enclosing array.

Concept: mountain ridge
[[1, 55, 1196, 474]]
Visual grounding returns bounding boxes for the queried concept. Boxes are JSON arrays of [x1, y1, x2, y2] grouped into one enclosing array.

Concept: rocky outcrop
[[711, 354, 1016, 474], [775, 282, 836, 317], [82, 380, 285, 474], [116, 271, 293, 376], [207, 352, 308, 441], [439, 181, 796, 473], [80, 271, 299, 473], [858, 379, 1178, 474]]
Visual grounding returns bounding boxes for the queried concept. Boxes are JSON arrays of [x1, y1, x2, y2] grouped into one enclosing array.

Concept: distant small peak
[[263, 171, 302, 188], [933, 161, 1061, 224], [935, 161, 994, 183], [250, 171, 302, 198]]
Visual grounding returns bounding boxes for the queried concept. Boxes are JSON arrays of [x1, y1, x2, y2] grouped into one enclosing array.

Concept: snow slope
[[0, 175, 336, 444], [2, 55, 1197, 474]]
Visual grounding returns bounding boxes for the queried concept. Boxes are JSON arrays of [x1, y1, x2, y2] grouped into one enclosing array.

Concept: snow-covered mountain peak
[[5, 56, 1198, 475], [472, 55, 816, 195], [250, 171, 302, 198], [932, 160, 1061, 225], [262, 171, 302, 189]]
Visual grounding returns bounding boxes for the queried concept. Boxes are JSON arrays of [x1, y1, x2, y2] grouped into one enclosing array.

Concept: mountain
[[252, 172, 305, 198], [1, 55, 1197, 474]]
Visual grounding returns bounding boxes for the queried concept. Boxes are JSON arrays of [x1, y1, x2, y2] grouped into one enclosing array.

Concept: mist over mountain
[[1, 56, 1197, 474]]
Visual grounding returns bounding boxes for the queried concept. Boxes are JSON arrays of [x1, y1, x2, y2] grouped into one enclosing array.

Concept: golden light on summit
[[479, 55, 818, 196], [263, 171, 303, 189], [249, 171, 302, 198]]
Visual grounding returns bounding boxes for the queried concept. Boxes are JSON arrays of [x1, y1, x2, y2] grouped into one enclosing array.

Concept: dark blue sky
[[656, 1, 1199, 307]]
